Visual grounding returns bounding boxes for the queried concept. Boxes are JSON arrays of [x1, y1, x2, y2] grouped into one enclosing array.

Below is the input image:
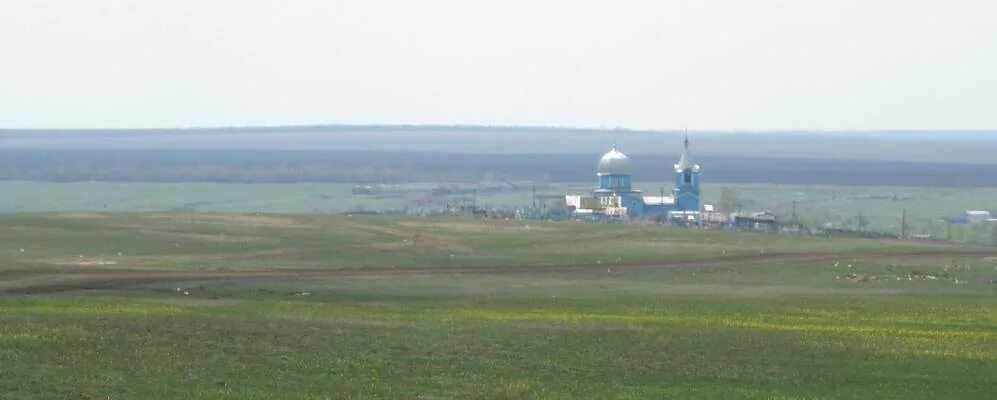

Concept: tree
[[719, 187, 738, 215]]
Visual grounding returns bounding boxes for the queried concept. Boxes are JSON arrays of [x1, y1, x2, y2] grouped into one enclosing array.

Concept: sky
[[2, 0, 996, 130]]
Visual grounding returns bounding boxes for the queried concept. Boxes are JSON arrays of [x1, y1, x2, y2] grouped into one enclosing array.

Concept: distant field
[[0, 181, 535, 214], [0, 181, 400, 213], [702, 184, 997, 242], [3, 180, 995, 242], [1, 213, 995, 399]]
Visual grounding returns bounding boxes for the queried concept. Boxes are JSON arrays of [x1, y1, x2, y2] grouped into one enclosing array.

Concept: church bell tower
[[673, 135, 700, 212]]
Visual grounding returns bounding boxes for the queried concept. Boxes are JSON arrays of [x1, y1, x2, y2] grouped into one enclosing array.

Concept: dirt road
[[2, 249, 993, 295]]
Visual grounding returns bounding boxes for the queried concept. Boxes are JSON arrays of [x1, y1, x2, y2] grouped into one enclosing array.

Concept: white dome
[[597, 145, 634, 175]]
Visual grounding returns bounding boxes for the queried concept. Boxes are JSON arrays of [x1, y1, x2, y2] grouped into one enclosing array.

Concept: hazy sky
[[3, 0, 996, 130]]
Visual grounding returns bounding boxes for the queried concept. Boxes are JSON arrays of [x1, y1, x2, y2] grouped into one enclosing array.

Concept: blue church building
[[566, 137, 701, 220]]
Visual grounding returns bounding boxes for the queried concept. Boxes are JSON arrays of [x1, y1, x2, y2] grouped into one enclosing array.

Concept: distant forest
[[3, 125, 997, 164], [0, 149, 995, 187]]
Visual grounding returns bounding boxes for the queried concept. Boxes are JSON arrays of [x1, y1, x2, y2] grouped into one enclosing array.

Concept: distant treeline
[[4, 125, 997, 164], [0, 149, 995, 187]]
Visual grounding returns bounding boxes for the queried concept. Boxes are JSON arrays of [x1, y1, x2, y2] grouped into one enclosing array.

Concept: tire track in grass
[[2, 249, 996, 295]]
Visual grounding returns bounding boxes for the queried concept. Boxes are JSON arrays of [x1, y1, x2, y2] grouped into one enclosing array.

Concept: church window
[[683, 171, 692, 184]]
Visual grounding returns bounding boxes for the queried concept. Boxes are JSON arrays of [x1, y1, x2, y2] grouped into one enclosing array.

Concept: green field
[[0, 212, 962, 272], [1, 213, 996, 399]]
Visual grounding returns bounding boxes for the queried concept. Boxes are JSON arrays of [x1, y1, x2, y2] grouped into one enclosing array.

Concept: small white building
[[964, 210, 992, 223]]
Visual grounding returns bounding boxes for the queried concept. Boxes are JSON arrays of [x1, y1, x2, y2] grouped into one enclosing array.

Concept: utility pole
[[791, 200, 799, 226], [532, 184, 536, 209], [472, 189, 477, 213], [900, 208, 907, 239]]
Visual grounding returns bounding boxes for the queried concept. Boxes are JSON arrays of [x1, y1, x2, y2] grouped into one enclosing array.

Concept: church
[[565, 137, 701, 221]]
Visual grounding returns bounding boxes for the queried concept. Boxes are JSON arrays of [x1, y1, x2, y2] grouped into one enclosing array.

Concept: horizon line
[[2, 124, 996, 135]]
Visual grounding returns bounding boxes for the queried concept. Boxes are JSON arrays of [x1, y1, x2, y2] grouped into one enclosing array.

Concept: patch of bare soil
[[341, 234, 465, 253], [121, 249, 304, 264], [340, 223, 467, 252], [48, 213, 109, 220], [160, 232, 276, 244], [397, 221, 552, 233], [843, 273, 877, 283], [145, 213, 311, 228], [50, 259, 119, 267]]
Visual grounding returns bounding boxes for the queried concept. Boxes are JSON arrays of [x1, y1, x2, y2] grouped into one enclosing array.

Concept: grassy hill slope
[[1, 214, 995, 399]]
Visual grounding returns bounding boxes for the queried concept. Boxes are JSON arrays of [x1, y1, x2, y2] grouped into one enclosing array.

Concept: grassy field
[[1, 213, 996, 399], [0, 212, 963, 272]]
